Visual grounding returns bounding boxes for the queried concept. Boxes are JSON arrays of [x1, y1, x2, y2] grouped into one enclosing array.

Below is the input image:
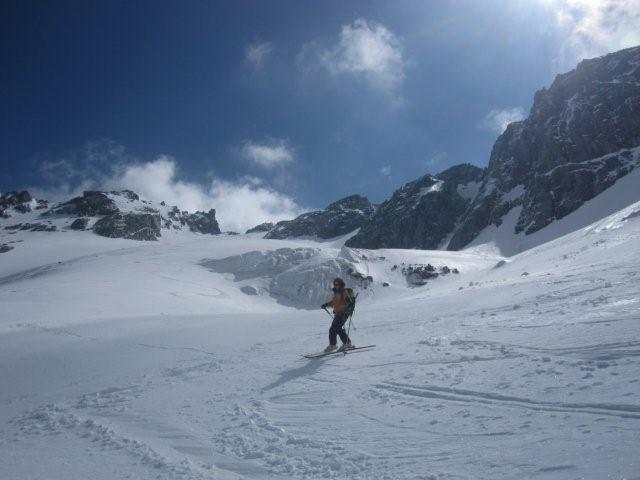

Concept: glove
[[321, 303, 328, 309]]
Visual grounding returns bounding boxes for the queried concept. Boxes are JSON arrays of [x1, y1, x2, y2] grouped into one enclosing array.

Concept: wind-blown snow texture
[[2, 187, 640, 479]]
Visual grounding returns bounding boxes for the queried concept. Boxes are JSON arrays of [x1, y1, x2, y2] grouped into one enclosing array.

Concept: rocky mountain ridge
[[263, 194, 375, 240], [345, 164, 483, 249], [0, 189, 221, 246], [448, 45, 640, 250], [257, 46, 640, 252], [3, 46, 639, 254]]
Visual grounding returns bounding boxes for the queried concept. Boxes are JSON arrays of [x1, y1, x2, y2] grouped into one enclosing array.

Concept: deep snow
[[1, 199, 640, 479]]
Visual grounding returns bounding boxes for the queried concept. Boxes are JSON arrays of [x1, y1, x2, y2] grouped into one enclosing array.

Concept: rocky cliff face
[[264, 195, 374, 240], [346, 46, 640, 252], [93, 212, 162, 241], [345, 164, 484, 249], [1, 191, 48, 217], [448, 46, 640, 249], [165, 206, 220, 236]]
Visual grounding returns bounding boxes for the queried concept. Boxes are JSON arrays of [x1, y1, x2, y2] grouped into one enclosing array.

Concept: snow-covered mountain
[[265, 46, 640, 255], [0, 189, 221, 253], [263, 194, 375, 240], [1, 194, 639, 479], [448, 45, 640, 251], [4, 49, 638, 256], [345, 164, 483, 249], [2, 46, 640, 480]]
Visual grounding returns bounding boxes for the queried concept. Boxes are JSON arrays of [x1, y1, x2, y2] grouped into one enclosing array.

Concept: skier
[[320, 277, 354, 353]]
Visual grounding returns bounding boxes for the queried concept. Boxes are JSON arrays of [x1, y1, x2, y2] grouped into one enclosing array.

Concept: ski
[[303, 345, 376, 359]]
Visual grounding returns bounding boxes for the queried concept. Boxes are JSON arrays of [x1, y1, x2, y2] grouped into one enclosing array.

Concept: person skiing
[[320, 277, 354, 353]]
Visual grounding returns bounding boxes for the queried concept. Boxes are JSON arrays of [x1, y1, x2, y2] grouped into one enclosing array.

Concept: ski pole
[[347, 293, 358, 336], [347, 312, 355, 339]]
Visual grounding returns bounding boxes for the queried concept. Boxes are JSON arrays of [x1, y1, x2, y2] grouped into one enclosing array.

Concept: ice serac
[[345, 164, 484, 249], [448, 46, 640, 250], [201, 247, 375, 309], [264, 194, 374, 240]]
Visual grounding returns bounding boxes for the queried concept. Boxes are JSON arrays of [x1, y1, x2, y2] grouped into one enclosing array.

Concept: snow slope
[[464, 164, 640, 256], [1, 201, 640, 479]]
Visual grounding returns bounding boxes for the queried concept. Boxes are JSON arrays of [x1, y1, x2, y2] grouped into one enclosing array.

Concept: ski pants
[[329, 313, 350, 346]]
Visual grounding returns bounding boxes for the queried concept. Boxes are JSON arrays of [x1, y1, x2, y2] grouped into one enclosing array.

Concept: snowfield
[[1, 200, 640, 479]]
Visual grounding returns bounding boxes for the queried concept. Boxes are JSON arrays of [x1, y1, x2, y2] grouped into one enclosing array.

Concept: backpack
[[344, 287, 357, 318]]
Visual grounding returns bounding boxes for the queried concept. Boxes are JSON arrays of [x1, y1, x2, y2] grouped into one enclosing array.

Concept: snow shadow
[[261, 356, 330, 392]]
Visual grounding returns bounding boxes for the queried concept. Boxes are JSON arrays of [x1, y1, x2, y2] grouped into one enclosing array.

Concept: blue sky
[[2, 0, 638, 230]]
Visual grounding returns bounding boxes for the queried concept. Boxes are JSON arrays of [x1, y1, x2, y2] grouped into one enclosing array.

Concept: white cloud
[[544, 0, 640, 70], [311, 18, 405, 92], [245, 41, 274, 68], [379, 165, 391, 176], [241, 139, 294, 169], [34, 140, 303, 233], [104, 156, 209, 213], [478, 107, 526, 135], [207, 177, 301, 233], [106, 157, 302, 232]]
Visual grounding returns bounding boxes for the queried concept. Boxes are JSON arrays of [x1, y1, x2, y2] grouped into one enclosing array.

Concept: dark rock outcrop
[[448, 46, 640, 249], [69, 218, 89, 230], [93, 213, 161, 241], [51, 191, 119, 217], [401, 263, 459, 286], [115, 190, 139, 201], [5, 222, 57, 232], [165, 206, 221, 235], [246, 222, 275, 234], [1, 191, 33, 217], [184, 209, 221, 235], [265, 195, 375, 240], [240, 285, 259, 295], [0, 243, 14, 253], [1, 191, 32, 205], [346, 164, 483, 249]]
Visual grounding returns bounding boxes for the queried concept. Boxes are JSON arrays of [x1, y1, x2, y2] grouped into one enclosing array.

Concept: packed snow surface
[[1, 201, 640, 479]]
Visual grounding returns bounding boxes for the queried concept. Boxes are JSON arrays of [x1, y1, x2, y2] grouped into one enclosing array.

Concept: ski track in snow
[[2, 203, 640, 479]]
